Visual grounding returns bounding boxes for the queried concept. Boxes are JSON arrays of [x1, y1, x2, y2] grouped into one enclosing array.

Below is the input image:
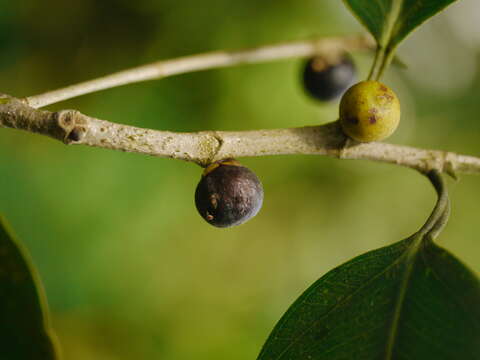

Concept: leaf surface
[[343, 0, 458, 50], [0, 216, 59, 359], [257, 236, 480, 359]]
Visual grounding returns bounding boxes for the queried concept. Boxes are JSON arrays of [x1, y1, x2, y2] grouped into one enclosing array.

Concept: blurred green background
[[0, 0, 479, 359]]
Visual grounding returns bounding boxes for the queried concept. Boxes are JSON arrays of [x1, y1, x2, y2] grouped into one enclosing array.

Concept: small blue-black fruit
[[302, 54, 356, 101]]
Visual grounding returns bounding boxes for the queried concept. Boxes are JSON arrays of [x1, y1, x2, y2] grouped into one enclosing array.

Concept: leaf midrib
[[379, 0, 403, 48], [384, 236, 422, 359]]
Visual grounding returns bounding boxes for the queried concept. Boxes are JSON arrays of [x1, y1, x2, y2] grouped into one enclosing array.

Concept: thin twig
[[25, 35, 373, 108], [1, 95, 479, 174]]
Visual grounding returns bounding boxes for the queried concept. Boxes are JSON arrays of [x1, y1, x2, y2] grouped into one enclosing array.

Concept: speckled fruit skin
[[195, 159, 264, 228], [303, 54, 356, 102], [339, 80, 400, 142]]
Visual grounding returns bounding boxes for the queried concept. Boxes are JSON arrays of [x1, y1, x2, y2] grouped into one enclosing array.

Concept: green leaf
[[343, 0, 458, 79], [343, 0, 458, 50], [0, 216, 59, 360], [257, 236, 480, 359]]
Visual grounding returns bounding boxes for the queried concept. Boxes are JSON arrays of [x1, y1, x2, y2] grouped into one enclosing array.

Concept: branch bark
[[1, 94, 479, 175], [25, 35, 373, 108]]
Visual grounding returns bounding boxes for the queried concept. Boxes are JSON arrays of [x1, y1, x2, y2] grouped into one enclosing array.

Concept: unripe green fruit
[[339, 80, 400, 142]]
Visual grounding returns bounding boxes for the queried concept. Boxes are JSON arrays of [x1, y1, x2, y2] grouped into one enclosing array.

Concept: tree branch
[[25, 35, 373, 108], [1, 94, 479, 175]]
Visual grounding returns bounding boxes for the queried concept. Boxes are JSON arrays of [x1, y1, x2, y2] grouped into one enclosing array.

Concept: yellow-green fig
[[339, 80, 400, 142]]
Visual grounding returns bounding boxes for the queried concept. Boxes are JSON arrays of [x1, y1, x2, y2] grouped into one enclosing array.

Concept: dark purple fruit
[[302, 53, 356, 102], [195, 159, 264, 228]]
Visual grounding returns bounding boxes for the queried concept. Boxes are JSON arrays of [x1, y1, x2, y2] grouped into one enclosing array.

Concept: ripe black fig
[[195, 159, 263, 228]]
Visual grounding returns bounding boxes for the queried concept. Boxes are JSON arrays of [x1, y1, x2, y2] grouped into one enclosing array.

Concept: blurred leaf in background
[[0, 217, 59, 360], [0, 0, 479, 359]]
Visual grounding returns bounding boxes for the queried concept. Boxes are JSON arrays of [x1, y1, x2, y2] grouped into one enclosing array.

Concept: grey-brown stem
[[1, 94, 480, 174], [25, 35, 373, 108]]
